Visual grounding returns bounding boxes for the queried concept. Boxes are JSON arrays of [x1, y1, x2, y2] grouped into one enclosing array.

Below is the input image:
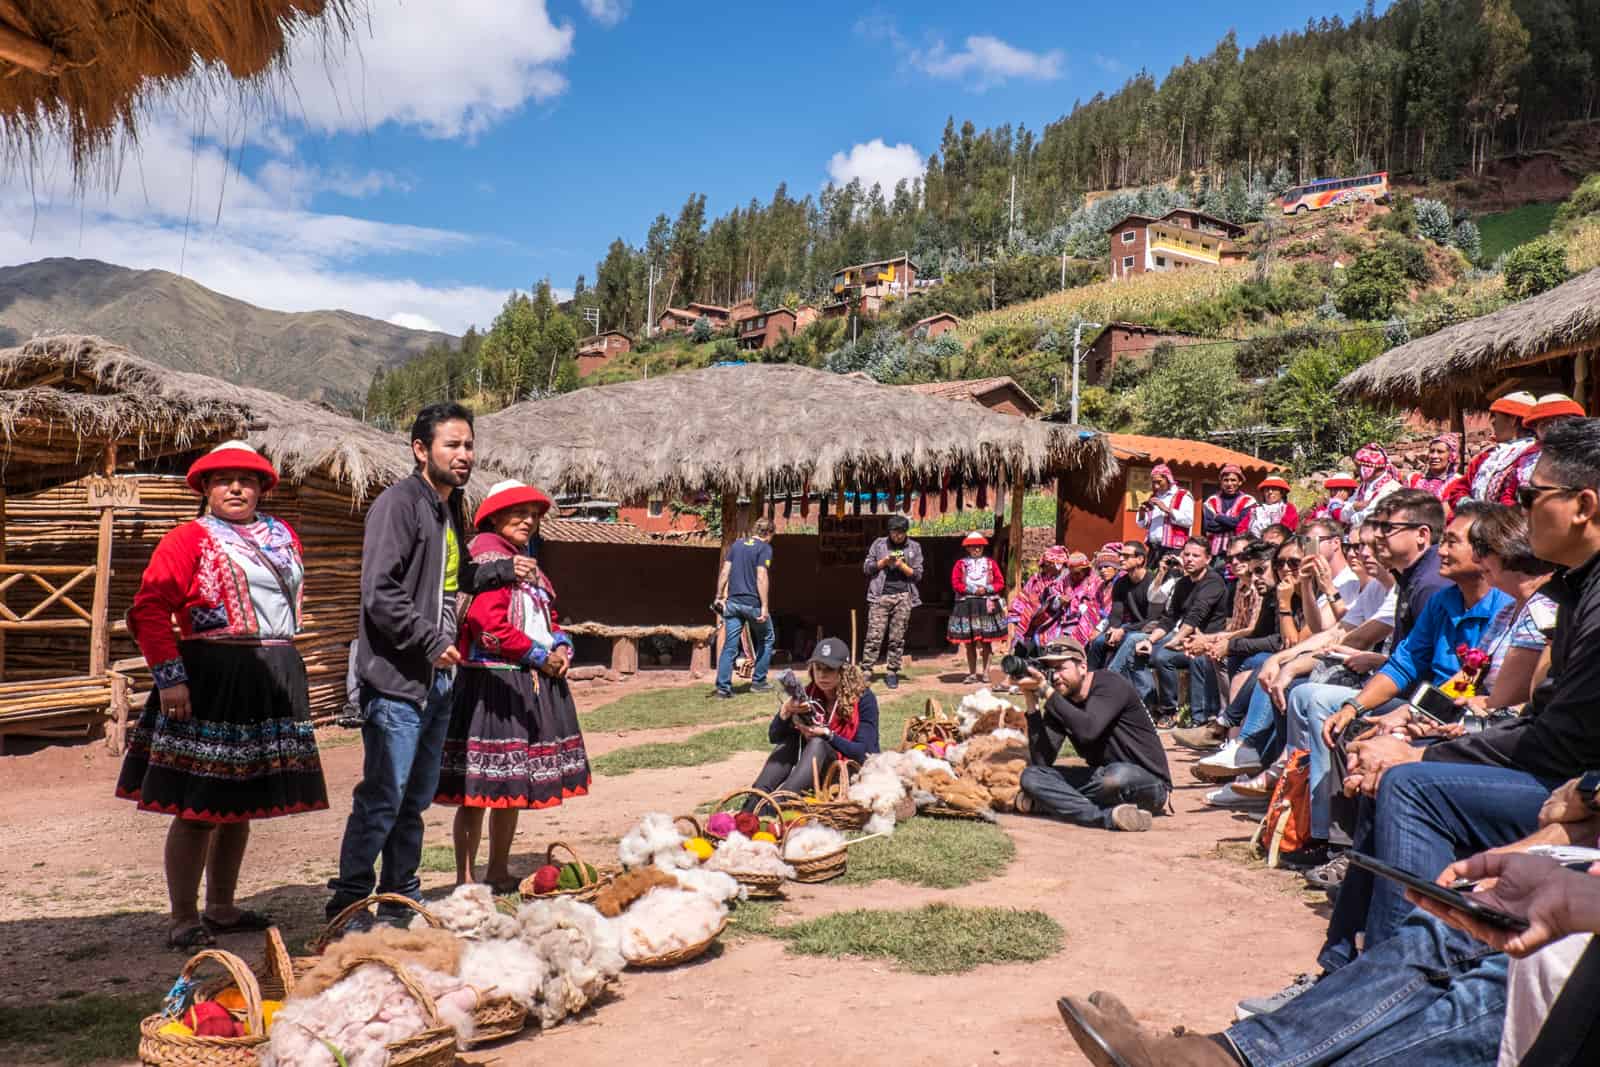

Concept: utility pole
[[645, 263, 663, 337], [1008, 174, 1016, 247], [1060, 248, 1067, 291], [1069, 320, 1104, 424]]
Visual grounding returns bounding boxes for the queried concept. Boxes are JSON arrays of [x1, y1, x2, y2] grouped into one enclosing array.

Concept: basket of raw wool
[[900, 697, 961, 750], [701, 788, 795, 898], [781, 815, 850, 883], [138, 949, 267, 1067], [520, 840, 617, 904], [801, 758, 872, 831], [298, 893, 443, 970], [322, 954, 458, 1067]]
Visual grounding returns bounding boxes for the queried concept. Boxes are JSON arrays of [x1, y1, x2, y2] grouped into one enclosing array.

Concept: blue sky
[[0, 0, 1365, 335]]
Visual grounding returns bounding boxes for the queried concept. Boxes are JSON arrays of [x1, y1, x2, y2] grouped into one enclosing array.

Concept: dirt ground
[[0, 654, 1331, 1065]]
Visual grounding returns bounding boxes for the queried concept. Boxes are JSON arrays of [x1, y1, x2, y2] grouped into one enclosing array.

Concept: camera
[[1000, 653, 1043, 679], [778, 669, 824, 724], [709, 599, 725, 617], [1161, 555, 1182, 570]]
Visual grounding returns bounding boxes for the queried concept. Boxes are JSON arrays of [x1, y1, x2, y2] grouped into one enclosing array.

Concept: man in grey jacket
[[861, 515, 924, 689], [327, 402, 535, 921]]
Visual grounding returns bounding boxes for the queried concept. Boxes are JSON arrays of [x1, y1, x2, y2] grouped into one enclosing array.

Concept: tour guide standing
[[715, 517, 776, 698], [1134, 463, 1194, 567], [861, 515, 924, 690], [1017, 639, 1171, 832], [327, 403, 535, 922]]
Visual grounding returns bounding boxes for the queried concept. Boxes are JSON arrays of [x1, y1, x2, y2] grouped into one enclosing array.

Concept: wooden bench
[[560, 622, 718, 678]]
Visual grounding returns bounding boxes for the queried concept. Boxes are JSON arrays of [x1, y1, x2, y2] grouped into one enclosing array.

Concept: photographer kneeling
[[1017, 639, 1172, 832], [748, 637, 880, 803]]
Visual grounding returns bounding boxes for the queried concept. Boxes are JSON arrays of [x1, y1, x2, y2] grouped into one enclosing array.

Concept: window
[[1122, 230, 1136, 244], [1155, 256, 1166, 267], [1122, 256, 1134, 270], [647, 495, 665, 518]]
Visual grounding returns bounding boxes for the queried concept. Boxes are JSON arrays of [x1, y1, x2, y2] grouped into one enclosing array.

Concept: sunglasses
[[1370, 521, 1424, 535], [1515, 482, 1585, 509], [1276, 556, 1303, 567]]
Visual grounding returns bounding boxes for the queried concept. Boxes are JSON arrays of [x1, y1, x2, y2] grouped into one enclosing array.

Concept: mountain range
[[0, 258, 456, 408]]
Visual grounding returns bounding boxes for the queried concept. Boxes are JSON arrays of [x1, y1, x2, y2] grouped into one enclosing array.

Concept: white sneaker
[[1191, 739, 1263, 782], [1204, 784, 1270, 811]]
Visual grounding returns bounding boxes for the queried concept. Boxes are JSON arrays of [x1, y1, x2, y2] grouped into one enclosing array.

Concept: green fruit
[[557, 861, 598, 891]]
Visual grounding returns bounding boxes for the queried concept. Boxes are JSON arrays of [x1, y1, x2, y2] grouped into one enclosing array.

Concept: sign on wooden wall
[[1124, 466, 1151, 512], [86, 477, 139, 509], [817, 513, 892, 566]]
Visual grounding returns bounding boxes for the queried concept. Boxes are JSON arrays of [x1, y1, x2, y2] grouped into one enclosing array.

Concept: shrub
[[1414, 197, 1455, 245], [1503, 237, 1572, 299], [1377, 234, 1433, 284], [1136, 347, 1241, 439], [1452, 219, 1482, 266], [1335, 247, 1409, 320], [690, 316, 713, 343], [1555, 173, 1600, 229], [1371, 194, 1418, 237]]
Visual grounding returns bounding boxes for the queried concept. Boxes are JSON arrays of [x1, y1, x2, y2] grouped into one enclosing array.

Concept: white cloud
[[580, 0, 630, 27], [388, 312, 445, 332], [271, 0, 576, 140], [916, 35, 1064, 89], [827, 139, 924, 194]]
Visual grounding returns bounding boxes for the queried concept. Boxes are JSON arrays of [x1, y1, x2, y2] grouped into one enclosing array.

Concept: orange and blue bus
[[1279, 172, 1389, 215]]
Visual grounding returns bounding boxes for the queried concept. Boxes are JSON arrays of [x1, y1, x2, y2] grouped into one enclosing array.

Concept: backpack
[[1252, 749, 1312, 867]]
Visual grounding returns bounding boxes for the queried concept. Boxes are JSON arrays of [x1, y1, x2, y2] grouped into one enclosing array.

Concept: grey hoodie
[[356, 470, 516, 705]]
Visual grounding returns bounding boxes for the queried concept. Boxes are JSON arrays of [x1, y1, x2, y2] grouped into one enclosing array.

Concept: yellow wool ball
[[683, 837, 714, 861], [752, 831, 777, 844], [253, 1000, 283, 1034], [157, 1021, 194, 1038]]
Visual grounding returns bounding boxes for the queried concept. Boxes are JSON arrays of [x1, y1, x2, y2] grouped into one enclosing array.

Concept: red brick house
[[824, 255, 918, 320], [575, 330, 632, 378], [901, 376, 1041, 418], [1082, 322, 1204, 386], [737, 307, 799, 350], [729, 299, 760, 326], [686, 301, 731, 327], [656, 307, 697, 334], [906, 312, 960, 340], [1107, 208, 1249, 280]]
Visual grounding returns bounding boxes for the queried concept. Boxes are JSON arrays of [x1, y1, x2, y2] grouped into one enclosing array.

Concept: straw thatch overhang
[[475, 363, 1117, 507], [0, 0, 348, 173], [1339, 268, 1600, 419], [0, 335, 407, 500]]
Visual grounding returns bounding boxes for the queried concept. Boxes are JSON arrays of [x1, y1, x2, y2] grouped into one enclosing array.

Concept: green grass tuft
[[592, 721, 770, 776], [581, 685, 774, 733], [725, 898, 788, 940], [0, 994, 148, 1065], [1477, 202, 1560, 262], [419, 844, 456, 873], [778, 902, 1063, 974], [843, 816, 1014, 889]]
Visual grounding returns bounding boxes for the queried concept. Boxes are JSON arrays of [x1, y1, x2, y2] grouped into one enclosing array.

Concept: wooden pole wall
[[88, 444, 116, 678], [1006, 475, 1026, 593], [1053, 473, 1070, 548]]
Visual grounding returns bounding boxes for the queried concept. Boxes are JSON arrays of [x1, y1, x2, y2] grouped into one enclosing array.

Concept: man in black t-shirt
[[714, 518, 775, 697], [1017, 639, 1171, 832], [1090, 541, 1154, 669], [1133, 538, 1230, 727]]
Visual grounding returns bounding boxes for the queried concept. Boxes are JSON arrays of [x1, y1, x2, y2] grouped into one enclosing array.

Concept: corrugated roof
[[1106, 433, 1279, 474], [902, 376, 1040, 413], [541, 517, 717, 547]]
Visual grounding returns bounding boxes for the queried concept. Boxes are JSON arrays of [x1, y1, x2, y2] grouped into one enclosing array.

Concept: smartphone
[[1317, 651, 1350, 664], [1347, 852, 1530, 931], [1408, 682, 1466, 725]]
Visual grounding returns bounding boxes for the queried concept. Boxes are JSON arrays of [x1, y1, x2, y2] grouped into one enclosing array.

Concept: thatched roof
[[475, 363, 1117, 504], [1340, 268, 1600, 418], [0, 0, 348, 173], [0, 334, 406, 498]]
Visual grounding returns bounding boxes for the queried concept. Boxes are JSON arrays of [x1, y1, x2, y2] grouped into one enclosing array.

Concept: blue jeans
[[1220, 653, 1271, 728], [328, 670, 454, 918], [1106, 632, 1155, 706], [1086, 631, 1112, 670], [1318, 760, 1560, 974], [1237, 673, 1303, 766], [1231, 912, 1505, 1067], [1149, 635, 1220, 720], [715, 599, 773, 693], [1018, 762, 1168, 829]]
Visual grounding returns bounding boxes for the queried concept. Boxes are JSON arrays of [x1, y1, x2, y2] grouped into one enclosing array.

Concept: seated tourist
[[1016, 639, 1171, 832], [1089, 542, 1153, 670], [749, 637, 880, 800], [1112, 539, 1230, 728]]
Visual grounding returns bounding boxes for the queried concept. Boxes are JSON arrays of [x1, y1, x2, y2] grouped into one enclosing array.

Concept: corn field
[[958, 264, 1252, 340], [1566, 220, 1600, 275]]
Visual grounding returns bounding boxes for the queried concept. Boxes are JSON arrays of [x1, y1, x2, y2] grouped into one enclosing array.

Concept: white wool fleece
[[618, 811, 695, 870], [782, 822, 847, 861], [613, 887, 728, 961]]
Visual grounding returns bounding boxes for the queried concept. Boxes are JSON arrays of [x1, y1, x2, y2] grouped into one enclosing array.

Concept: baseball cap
[[809, 637, 851, 668], [1036, 638, 1087, 665]]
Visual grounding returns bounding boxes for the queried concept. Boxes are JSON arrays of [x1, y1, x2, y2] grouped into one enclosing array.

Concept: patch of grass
[[725, 898, 787, 940], [843, 816, 1014, 889], [592, 721, 769, 776], [1477, 202, 1560, 261], [581, 685, 773, 733], [419, 844, 456, 873], [778, 902, 1063, 975], [0, 994, 147, 1065]]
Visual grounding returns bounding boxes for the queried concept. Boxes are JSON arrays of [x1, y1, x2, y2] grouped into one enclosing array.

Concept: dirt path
[[0, 656, 1329, 1065]]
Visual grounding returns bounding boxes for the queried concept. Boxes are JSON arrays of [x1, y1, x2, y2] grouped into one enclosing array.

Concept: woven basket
[[296, 894, 527, 1047], [704, 787, 789, 842], [801, 759, 871, 831], [920, 801, 987, 820], [138, 949, 266, 1067], [520, 841, 615, 903], [781, 814, 848, 884], [626, 917, 729, 969], [332, 954, 457, 1067], [900, 697, 961, 750], [700, 789, 790, 896]]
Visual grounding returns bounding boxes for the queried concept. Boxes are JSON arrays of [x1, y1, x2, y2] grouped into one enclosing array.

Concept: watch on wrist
[[1579, 770, 1600, 812]]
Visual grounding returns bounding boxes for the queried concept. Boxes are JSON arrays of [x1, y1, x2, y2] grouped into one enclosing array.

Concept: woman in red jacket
[[117, 442, 327, 949], [435, 480, 591, 890], [949, 531, 1008, 683]]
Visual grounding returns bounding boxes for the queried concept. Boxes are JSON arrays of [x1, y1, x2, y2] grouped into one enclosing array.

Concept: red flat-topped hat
[[1323, 475, 1359, 490], [962, 530, 989, 547], [1527, 392, 1585, 423], [1258, 476, 1291, 492], [1488, 390, 1537, 417], [186, 441, 278, 493], [474, 479, 553, 530]]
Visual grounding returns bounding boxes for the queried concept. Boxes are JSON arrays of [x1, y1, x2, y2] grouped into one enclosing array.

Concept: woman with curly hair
[[748, 637, 880, 802]]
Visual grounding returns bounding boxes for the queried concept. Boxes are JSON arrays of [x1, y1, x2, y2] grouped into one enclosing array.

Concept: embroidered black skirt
[[948, 595, 1008, 645], [436, 666, 591, 809], [115, 641, 328, 823]]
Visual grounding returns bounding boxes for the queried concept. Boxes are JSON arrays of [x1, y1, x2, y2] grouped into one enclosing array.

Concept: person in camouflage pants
[[861, 516, 924, 688]]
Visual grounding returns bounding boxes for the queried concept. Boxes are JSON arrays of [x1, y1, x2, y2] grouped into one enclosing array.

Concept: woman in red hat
[[1498, 393, 1586, 507], [117, 441, 328, 949], [1248, 476, 1298, 537], [435, 479, 589, 890], [1308, 475, 1359, 524], [1405, 434, 1460, 502], [950, 531, 1008, 683]]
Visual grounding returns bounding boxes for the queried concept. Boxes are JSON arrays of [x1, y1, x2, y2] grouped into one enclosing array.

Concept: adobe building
[[906, 312, 960, 340], [1082, 322, 1205, 386], [1107, 208, 1248, 280], [575, 330, 632, 378]]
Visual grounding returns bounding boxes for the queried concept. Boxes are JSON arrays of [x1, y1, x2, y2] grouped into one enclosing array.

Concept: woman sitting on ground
[[118, 442, 328, 949], [435, 479, 591, 891], [750, 637, 880, 800], [949, 530, 1008, 683]]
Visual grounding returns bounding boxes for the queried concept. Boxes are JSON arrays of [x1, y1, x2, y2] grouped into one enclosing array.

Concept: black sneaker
[[1278, 841, 1335, 871], [749, 682, 773, 694], [885, 672, 899, 689]]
